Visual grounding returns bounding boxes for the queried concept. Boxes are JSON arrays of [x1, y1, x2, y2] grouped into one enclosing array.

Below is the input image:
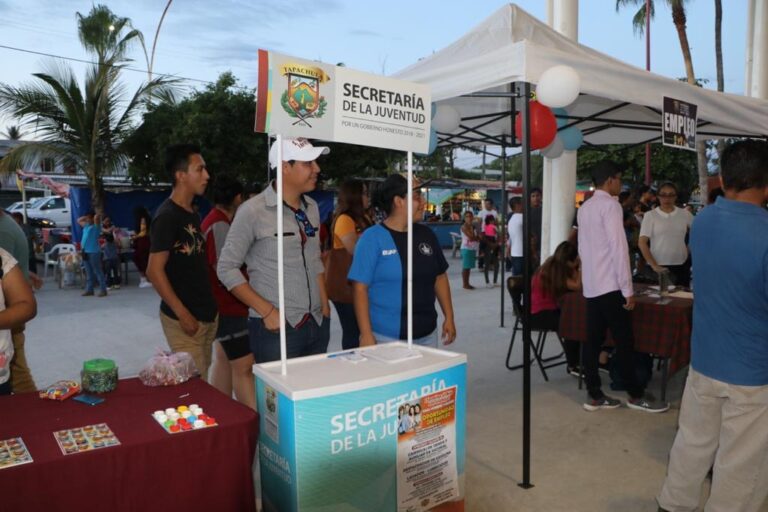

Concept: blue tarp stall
[[306, 190, 334, 223], [69, 187, 210, 243], [69, 186, 334, 243]]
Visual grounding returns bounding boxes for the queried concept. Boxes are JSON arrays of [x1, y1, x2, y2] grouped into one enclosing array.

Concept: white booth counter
[[254, 343, 467, 512]]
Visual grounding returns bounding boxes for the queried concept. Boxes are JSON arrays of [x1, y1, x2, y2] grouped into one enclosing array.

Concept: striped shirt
[[577, 189, 633, 299], [216, 183, 324, 327]]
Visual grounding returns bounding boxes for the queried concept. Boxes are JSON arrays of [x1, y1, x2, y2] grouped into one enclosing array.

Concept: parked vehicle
[[25, 196, 71, 227], [6, 200, 34, 214]]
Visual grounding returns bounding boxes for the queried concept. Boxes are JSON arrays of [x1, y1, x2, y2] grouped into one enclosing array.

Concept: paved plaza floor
[[23, 253, 763, 511]]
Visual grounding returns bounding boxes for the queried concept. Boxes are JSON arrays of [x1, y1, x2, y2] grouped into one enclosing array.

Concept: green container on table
[[81, 358, 118, 393]]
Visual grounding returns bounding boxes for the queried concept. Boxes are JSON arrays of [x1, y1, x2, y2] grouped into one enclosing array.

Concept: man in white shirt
[[638, 182, 693, 287], [578, 161, 668, 413], [477, 198, 498, 223], [506, 196, 524, 276]]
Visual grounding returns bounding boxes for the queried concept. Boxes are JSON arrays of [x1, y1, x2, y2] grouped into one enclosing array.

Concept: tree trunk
[[714, 0, 726, 157], [88, 165, 106, 216], [672, 3, 709, 201]]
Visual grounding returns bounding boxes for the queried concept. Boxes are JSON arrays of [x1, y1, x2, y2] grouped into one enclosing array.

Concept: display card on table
[[54, 423, 120, 455], [0, 437, 33, 469]]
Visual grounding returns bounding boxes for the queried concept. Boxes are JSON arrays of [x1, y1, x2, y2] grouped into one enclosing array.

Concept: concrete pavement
[[21, 253, 756, 511]]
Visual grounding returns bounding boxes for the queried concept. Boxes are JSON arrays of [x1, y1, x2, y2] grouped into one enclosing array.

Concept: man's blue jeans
[[248, 315, 330, 363], [83, 252, 107, 293]]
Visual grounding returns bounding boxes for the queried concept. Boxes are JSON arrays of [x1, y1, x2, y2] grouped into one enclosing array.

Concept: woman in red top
[[531, 241, 582, 375]]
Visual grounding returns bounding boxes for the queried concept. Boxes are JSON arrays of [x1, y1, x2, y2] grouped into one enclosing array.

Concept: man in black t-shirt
[[147, 144, 218, 380]]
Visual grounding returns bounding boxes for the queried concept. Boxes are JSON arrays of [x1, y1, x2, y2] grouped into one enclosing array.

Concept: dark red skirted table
[[0, 377, 259, 511], [559, 288, 693, 400]]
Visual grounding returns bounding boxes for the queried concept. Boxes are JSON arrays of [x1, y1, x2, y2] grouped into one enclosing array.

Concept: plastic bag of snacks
[[138, 350, 199, 386], [39, 380, 81, 400]]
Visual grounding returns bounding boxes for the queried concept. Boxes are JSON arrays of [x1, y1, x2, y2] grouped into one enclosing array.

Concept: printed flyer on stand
[[397, 387, 459, 512]]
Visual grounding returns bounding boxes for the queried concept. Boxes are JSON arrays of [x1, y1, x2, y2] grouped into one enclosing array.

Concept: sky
[[0, 0, 751, 168]]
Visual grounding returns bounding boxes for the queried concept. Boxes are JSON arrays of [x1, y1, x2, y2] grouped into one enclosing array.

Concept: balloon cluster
[[531, 65, 584, 157], [540, 107, 584, 158]]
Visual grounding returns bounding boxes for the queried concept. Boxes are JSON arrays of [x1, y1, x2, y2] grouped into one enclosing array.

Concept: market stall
[[252, 50, 467, 511], [0, 378, 259, 512], [394, 2, 768, 488]]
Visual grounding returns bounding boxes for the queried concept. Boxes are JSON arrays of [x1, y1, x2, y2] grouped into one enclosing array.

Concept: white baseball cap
[[268, 137, 330, 169]]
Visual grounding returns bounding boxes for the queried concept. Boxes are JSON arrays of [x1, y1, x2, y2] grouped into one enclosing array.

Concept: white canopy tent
[[394, 2, 768, 490], [394, 3, 768, 148]]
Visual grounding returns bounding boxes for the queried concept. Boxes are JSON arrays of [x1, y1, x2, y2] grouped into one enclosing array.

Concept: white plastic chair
[[450, 232, 462, 259], [43, 243, 76, 278]]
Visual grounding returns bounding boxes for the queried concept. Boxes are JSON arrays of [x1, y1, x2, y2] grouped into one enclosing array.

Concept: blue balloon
[[416, 128, 439, 157], [552, 108, 569, 128], [560, 126, 583, 150], [430, 102, 437, 120], [427, 128, 438, 154]]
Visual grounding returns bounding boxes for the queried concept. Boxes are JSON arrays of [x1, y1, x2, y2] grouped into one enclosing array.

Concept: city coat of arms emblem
[[280, 63, 329, 127]]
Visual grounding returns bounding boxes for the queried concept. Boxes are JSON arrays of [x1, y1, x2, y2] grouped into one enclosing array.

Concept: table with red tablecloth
[[559, 289, 693, 400], [0, 377, 259, 512]]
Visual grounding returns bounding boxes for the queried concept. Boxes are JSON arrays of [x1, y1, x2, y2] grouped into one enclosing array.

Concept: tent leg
[[516, 81, 534, 490]]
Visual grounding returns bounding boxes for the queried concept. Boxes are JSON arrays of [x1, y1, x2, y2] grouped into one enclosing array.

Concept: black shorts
[[215, 315, 251, 361]]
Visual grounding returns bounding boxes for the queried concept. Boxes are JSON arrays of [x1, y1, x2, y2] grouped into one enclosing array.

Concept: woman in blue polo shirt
[[349, 175, 456, 347]]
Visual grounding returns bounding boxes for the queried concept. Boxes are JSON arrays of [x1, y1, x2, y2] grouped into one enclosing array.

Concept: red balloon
[[515, 101, 557, 150]]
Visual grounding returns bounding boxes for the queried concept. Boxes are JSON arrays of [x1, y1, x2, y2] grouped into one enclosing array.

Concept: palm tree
[[1, 125, 24, 140], [616, 0, 709, 199], [0, 5, 175, 214]]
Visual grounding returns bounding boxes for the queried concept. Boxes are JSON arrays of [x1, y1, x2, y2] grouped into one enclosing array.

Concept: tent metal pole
[[517, 81, 534, 490], [500, 142, 507, 328]]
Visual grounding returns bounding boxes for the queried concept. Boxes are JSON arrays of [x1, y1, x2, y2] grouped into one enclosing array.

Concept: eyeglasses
[[658, 193, 677, 198], [293, 208, 316, 238]]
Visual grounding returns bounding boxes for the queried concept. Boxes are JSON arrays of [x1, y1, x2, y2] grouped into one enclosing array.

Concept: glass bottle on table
[[658, 268, 671, 297]]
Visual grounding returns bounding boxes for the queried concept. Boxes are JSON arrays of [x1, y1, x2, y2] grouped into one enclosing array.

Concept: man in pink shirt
[[577, 161, 668, 413]]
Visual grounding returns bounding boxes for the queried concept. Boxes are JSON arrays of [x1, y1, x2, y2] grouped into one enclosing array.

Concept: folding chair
[[505, 276, 568, 381]]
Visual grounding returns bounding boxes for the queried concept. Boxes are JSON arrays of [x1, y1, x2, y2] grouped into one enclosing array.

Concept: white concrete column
[[542, 0, 578, 260], [751, 0, 768, 98], [552, 0, 578, 39], [549, 151, 578, 247], [745, 0, 756, 95]]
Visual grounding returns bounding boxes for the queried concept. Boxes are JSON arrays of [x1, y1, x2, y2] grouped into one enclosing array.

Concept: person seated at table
[[0, 247, 37, 395], [638, 182, 693, 287], [531, 241, 582, 376]]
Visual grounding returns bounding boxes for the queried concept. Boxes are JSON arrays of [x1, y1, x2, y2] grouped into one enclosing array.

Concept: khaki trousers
[[10, 328, 36, 393], [658, 369, 768, 512], [159, 312, 218, 381]]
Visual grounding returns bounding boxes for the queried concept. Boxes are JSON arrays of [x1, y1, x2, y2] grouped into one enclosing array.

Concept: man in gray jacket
[[217, 137, 331, 363]]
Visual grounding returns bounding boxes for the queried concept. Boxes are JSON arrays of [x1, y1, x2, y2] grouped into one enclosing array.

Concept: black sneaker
[[583, 395, 621, 411], [567, 366, 584, 378], [627, 397, 669, 413]]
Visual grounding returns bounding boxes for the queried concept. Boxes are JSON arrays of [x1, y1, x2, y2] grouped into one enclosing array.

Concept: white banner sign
[[255, 50, 431, 153]]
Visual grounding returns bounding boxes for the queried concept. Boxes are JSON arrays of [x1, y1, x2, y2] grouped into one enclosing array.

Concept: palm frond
[[0, 142, 82, 176]]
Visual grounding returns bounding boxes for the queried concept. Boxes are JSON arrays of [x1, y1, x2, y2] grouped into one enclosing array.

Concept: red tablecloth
[[0, 377, 259, 511], [559, 290, 693, 374]]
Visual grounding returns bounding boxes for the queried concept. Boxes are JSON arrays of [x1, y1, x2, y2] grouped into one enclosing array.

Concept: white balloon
[[432, 105, 461, 133], [536, 65, 581, 108], [541, 136, 565, 159]]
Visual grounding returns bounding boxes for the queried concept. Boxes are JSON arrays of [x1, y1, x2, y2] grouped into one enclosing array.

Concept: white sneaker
[[139, 278, 153, 288]]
